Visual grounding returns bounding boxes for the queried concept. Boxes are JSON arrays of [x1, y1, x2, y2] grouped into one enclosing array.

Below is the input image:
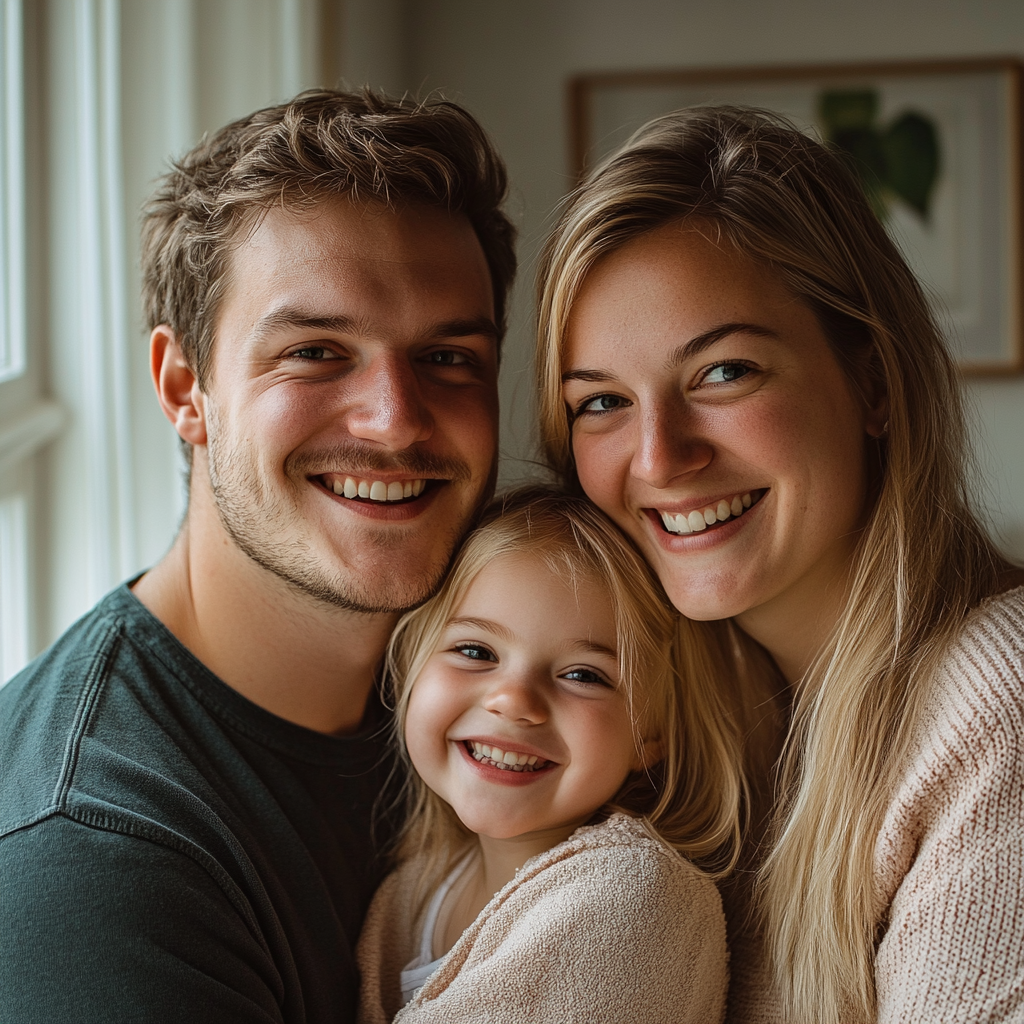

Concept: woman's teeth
[[468, 741, 548, 772], [659, 492, 753, 535], [329, 476, 427, 502]]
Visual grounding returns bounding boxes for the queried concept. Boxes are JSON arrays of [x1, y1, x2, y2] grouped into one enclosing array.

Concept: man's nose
[[631, 397, 712, 488], [482, 671, 548, 726], [344, 352, 434, 449]]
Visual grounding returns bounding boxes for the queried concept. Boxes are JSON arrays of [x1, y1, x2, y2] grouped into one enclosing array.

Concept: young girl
[[357, 488, 743, 1023]]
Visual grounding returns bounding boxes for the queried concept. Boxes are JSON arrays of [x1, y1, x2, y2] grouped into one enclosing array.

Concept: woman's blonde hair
[[385, 487, 744, 911], [537, 108, 1004, 1022]]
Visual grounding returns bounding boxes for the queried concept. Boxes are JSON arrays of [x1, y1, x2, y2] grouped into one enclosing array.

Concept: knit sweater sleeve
[[395, 817, 727, 1024], [874, 592, 1024, 1024]]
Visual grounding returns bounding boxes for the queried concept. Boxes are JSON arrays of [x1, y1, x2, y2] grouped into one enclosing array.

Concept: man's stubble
[[204, 402, 478, 614]]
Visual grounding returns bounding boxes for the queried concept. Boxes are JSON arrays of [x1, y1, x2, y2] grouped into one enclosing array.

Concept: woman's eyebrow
[[666, 322, 779, 366], [562, 321, 778, 384]]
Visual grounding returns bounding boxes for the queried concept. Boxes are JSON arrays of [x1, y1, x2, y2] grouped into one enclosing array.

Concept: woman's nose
[[482, 672, 548, 726], [631, 399, 712, 488]]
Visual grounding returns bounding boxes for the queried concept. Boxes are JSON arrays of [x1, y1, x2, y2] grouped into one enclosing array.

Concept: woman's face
[[562, 223, 884, 657]]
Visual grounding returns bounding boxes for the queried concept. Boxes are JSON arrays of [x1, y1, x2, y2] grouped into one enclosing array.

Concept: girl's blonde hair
[[537, 108, 1005, 1022], [386, 487, 744, 911]]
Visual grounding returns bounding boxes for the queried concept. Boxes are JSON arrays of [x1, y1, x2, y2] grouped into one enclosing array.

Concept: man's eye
[[453, 644, 496, 662], [426, 350, 468, 366], [702, 362, 750, 384], [292, 346, 330, 360], [578, 394, 629, 415]]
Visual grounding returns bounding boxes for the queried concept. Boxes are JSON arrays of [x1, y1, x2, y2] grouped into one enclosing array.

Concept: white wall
[[354, 0, 1024, 554]]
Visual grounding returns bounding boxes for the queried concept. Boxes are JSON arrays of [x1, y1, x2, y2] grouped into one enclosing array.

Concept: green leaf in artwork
[[881, 112, 940, 220], [818, 89, 879, 131], [816, 86, 941, 224]]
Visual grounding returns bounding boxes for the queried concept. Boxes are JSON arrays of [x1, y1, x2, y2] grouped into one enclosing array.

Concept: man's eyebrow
[[249, 308, 499, 344], [561, 321, 779, 384], [427, 316, 500, 343], [251, 307, 363, 341]]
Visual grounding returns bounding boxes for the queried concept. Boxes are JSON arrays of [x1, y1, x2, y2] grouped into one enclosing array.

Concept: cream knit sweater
[[357, 813, 727, 1024], [727, 587, 1024, 1023]]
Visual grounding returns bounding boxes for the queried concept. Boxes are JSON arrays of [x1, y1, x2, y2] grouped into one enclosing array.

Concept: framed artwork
[[570, 58, 1024, 375]]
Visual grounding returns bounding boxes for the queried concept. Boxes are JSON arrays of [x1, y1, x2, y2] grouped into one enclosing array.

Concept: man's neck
[[132, 514, 397, 737]]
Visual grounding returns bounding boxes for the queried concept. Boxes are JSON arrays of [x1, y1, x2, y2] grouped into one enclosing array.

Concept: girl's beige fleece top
[[356, 813, 727, 1024], [726, 586, 1024, 1023]]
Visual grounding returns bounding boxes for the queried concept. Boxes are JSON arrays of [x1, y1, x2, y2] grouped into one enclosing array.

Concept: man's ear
[[151, 325, 207, 446]]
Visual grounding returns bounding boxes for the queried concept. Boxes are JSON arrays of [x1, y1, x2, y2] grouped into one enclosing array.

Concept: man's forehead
[[213, 197, 495, 345]]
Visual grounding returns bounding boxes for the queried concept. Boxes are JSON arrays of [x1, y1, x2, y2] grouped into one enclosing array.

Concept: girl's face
[[562, 223, 885, 655], [405, 550, 651, 842]]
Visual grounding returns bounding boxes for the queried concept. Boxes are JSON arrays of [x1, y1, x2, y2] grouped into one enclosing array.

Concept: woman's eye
[[452, 644, 496, 662], [701, 362, 750, 385], [562, 667, 611, 687], [578, 394, 630, 415]]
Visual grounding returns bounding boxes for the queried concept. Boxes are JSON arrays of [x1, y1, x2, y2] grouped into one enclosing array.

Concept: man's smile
[[318, 472, 433, 504]]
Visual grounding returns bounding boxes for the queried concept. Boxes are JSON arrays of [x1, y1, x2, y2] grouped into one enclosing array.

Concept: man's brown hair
[[141, 89, 517, 390]]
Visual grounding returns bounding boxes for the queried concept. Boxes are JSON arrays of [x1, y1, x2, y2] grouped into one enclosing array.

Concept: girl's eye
[[452, 643, 496, 662], [577, 394, 630, 415], [562, 667, 611, 687], [701, 362, 750, 385]]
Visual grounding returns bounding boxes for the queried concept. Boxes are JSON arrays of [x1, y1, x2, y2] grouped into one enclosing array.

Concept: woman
[[536, 107, 1024, 1023]]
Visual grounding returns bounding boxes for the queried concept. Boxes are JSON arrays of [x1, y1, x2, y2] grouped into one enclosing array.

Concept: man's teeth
[[469, 741, 548, 772], [659, 492, 753, 535], [330, 477, 427, 502]]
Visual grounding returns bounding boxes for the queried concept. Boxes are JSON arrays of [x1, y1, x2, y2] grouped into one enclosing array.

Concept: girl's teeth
[[659, 492, 758, 536], [469, 741, 547, 771]]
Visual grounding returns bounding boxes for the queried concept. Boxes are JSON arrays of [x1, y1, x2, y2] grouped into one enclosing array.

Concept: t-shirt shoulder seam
[[51, 619, 124, 811], [0, 805, 267, 944]]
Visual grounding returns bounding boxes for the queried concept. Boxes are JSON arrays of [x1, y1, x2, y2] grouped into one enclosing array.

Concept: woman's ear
[[151, 325, 207, 446], [859, 342, 890, 439]]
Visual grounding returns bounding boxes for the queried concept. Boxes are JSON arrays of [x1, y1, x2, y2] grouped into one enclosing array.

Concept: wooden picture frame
[[569, 58, 1024, 375]]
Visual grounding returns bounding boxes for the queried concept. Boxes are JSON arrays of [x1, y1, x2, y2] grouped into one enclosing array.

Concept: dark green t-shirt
[[0, 584, 396, 1023]]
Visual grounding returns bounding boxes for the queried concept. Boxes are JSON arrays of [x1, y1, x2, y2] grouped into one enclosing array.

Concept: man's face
[[198, 199, 500, 613]]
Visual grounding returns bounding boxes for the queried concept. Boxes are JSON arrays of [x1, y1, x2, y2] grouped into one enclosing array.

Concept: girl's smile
[[405, 550, 652, 844]]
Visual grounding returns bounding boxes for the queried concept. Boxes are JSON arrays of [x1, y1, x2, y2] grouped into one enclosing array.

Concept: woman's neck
[[434, 824, 580, 958], [734, 540, 856, 686]]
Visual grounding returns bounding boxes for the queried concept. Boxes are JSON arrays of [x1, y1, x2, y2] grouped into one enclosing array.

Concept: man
[[0, 90, 516, 1023]]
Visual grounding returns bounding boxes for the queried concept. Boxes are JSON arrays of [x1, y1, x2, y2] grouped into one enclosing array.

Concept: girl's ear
[[633, 734, 664, 772]]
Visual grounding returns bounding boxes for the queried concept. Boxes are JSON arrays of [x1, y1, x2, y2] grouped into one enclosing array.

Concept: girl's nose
[[482, 672, 548, 726], [631, 399, 712, 489]]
